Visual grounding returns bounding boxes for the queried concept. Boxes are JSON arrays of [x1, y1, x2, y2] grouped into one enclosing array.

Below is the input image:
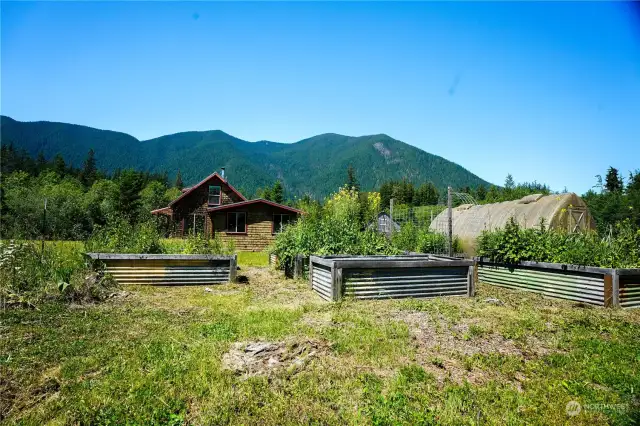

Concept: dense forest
[[375, 173, 551, 208], [1, 115, 490, 199], [0, 144, 180, 240], [1, 142, 637, 240]]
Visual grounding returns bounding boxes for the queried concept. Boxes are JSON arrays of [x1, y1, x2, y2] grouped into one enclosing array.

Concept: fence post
[[612, 270, 620, 308], [229, 254, 237, 283], [604, 273, 613, 308], [294, 255, 303, 279], [334, 267, 343, 302], [447, 186, 453, 257], [309, 257, 314, 289]]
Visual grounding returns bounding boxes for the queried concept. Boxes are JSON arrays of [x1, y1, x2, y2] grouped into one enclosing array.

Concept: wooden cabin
[[152, 169, 302, 251]]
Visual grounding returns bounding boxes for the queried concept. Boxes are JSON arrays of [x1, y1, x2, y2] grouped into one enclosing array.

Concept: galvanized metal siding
[[343, 267, 468, 300], [311, 262, 333, 301], [479, 265, 605, 305], [619, 274, 640, 309], [103, 259, 231, 285]]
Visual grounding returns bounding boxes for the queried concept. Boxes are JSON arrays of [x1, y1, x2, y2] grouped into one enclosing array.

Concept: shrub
[[391, 222, 419, 252], [390, 222, 461, 255], [85, 218, 163, 254], [477, 218, 640, 268], [0, 240, 116, 307], [161, 232, 235, 255], [272, 188, 400, 270]]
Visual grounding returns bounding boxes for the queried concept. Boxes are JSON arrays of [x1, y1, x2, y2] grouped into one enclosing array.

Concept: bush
[[272, 188, 400, 270], [390, 222, 461, 255], [85, 218, 163, 254], [477, 218, 640, 268], [161, 232, 235, 255], [0, 240, 117, 307]]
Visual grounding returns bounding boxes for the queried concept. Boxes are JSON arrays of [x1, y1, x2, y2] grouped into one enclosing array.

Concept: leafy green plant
[[271, 187, 400, 270], [0, 240, 116, 307], [162, 232, 235, 255], [477, 217, 640, 267], [85, 218, 163, 254]]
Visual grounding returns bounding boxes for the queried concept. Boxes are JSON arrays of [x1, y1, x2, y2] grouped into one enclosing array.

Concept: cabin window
[[273, 214, 290, 234], [208, 185, 221, 206], [227, 212, 246, 233]]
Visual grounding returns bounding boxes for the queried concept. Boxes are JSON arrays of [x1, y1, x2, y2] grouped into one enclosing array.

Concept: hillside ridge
[[1, 115, 492, 198]]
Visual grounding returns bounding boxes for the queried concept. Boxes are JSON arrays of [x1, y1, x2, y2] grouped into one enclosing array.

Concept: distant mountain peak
[[1, 115, 492, 198]]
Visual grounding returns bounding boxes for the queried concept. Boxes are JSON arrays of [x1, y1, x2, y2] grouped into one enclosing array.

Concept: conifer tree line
[[0, 144, 182, 239], [1, 146, 637, 240]]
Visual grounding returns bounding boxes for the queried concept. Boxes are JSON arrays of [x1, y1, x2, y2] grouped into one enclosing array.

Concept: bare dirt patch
[[222, 339, 330, 377], [243, 267, 321, 307], [395, 310, 555, 388]]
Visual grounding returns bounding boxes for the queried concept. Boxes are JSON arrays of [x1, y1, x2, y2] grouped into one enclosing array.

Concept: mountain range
[[1, 115, 491, 198]]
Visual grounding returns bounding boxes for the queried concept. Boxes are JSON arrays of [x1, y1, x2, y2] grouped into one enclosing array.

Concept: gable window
[[227, 212, 246, 233], [208, 185, 221, 206], [273, 214, 290, 234]]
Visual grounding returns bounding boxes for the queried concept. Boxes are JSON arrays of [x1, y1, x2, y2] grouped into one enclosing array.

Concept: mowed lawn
[[2, 263, 640, 425]]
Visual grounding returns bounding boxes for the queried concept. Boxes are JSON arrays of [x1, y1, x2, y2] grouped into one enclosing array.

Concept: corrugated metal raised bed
[[87, 253, 237, 285], [618, 269, 640, 309], [476, 257, 640, 309], [310, 255, 475, 301]]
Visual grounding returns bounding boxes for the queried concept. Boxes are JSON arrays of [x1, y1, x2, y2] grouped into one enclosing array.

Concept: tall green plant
[[477, 218, 640, 268]]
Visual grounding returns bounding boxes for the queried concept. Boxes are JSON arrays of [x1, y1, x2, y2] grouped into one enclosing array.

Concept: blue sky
[[2, 1, 639, 193]]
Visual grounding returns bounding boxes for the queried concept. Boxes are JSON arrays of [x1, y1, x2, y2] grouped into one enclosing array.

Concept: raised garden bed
[[87, 253, 237, 285], [476, 257, 640, 309], [310, 254, 475, 301]]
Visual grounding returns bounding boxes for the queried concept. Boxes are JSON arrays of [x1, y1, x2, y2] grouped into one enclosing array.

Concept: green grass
[[237, 251, 269, 267], [2, 268, 640, 425]]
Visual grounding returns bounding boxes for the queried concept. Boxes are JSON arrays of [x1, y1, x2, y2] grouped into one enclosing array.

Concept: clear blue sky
[[2, 1, 639, 193]]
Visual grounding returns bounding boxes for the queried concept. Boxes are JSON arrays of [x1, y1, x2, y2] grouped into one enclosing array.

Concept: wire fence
[[370, 187, 478, 257]]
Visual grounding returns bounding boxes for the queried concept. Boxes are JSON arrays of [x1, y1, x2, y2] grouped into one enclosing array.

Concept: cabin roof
[[168, 172, 247, 207], [207, 198, 303, 214]]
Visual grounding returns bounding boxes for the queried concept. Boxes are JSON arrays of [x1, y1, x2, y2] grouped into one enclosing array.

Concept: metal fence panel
[[619, 272, 640, 309], [478, 264, 605, 305], [310, 262, 333, 301], [309, 255, 473, 302], [343, 267, 468, 300], [88, 253, 235, 285]]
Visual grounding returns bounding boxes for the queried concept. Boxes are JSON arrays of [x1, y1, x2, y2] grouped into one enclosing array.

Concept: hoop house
[[429, 193, 596, 254]]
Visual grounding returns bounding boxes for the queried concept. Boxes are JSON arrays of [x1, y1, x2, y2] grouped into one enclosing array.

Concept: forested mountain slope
[[1, 116, 491, 198]]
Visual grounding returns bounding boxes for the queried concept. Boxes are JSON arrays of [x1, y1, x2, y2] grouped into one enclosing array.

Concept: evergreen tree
[[36, 151, 47, 172], [476, 185, 487, 201], [117, 169, 145, 222], [486, 185, 500, 203], [257, 186, 273, 201], [504, 174, 515, 190], [81, 149, 98, 186], [272, 180, 284, 204], [415, 182, 439, 206], [605, 167, 623, 193], [175, 170, 184, 190], [53, 154, 66, 176], [346, 165, 360, 192], [380, 181, 394, 208]]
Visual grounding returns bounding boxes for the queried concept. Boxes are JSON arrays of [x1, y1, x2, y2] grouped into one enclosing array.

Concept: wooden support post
[[334, 267, 343, 302], [308, 259, 314, 289], [294, 255, 303, 279], [229, 254, 237, 283], [603, 273, 613, 308], [612, 270, 620, 308], [474, 261, 479, 292], [468, 265, 475, 297]]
